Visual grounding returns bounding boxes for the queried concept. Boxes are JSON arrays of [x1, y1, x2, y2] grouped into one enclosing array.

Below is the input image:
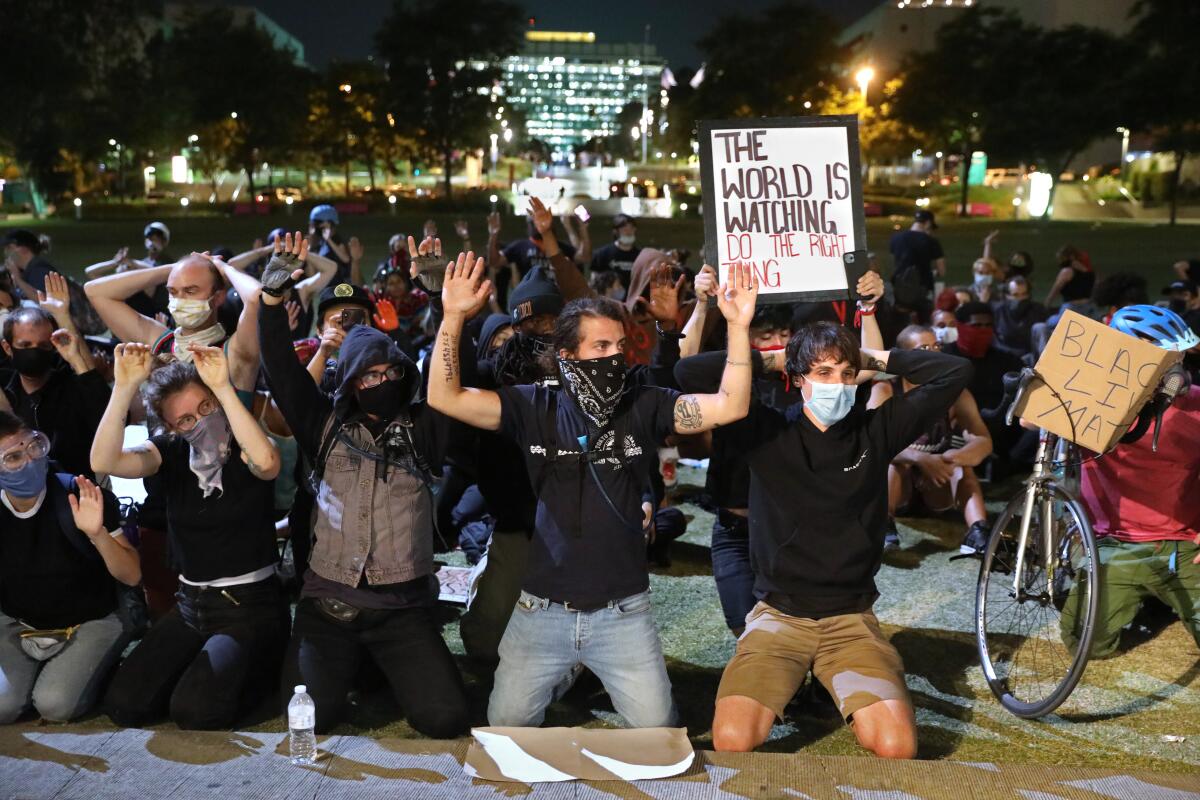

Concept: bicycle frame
[[1011, 429, 1059, 603]]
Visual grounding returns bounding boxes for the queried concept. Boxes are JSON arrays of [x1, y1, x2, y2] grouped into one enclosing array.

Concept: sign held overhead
[[699, 115, 868, 304]]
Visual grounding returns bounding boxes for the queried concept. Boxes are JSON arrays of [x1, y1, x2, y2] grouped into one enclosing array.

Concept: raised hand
[[284, 300, 302, 333], [67, 476, 107, 538], [408, 235, 445, 293], [49, 328, 77, 357], [716, 263, 760, 328], [373, 298, 399, 332], [422, 219, 438, 239], [189, 344, 230, 390], [261, 231, 308, 299], [348, 236, 364, 263], [113, 342, 153, 388], [454, 219, 470, 240], [487, 211, 502, 237], [528, 197, 553, 237], [318, 324, 345, 355], [37, 271, 71, 320], [856, 270, 884, 307], [647, 262, 686, 325], [441, 251, 492, 318], [693, 264, 718, 300]]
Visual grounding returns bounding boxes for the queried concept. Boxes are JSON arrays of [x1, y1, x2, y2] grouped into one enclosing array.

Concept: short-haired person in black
[[711, 322, 971, 759], [588, 214, 641, 292], [93, 343, 286, 730], [429, 253, 759, 729], [0, 412, 141, 723], [256, 234, 469, 738]]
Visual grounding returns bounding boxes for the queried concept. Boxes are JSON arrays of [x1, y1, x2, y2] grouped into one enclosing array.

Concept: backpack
[[48, 474, 149, 636], [891, 263, 927, 310]]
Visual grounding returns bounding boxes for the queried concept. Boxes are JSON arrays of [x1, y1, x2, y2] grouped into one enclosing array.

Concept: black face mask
[[356, 378, 406, 418], [558, 353, 627, 429], [1006, 298, 1030, 313], [11, 346, 58, 378], [495, 331, 551, 385]]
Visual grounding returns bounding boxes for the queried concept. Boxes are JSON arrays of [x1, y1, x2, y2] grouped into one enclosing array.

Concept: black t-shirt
[[149, 433, 278, 583], [0, 483, 121, 629], [942, 342, 1022, 413], [502, 239, 576, 280], [4, 367, 112, 479], [497, 383, 678, 606], [889, 230, 944, 290], [1059, 267, 1096, 303], [590, 243, 641, 289]]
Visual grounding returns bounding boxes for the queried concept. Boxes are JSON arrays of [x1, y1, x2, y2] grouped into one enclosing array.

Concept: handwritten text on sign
[[1019, 310, 1178, 451], [710, 125, 857, 295]]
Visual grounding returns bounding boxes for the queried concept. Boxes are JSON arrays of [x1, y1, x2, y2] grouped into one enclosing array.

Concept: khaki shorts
[[716, 602, 911, 722]]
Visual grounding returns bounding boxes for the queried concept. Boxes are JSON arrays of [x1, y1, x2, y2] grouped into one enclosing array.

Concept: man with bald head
[[85, 252, 264, 391]]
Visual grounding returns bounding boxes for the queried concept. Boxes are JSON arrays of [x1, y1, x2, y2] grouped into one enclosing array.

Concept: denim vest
[[308, 416, 433, 587]]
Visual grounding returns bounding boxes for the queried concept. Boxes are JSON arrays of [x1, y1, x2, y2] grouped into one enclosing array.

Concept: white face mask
[[803, 380, 856, 427], [934, 326, 958, 345], [617, 233, 636, 248], [169, 296, 214, 329], [974, 273, 994, 287]]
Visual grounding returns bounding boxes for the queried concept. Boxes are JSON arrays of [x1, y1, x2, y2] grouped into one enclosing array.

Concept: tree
[[692, 2, 847, 121], [1126, 0, 1200, 225], [818, 76, 921, 178], [375, 0, 524, 199]]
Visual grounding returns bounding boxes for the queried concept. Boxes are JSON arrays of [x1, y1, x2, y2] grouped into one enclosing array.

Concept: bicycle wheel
[[975, 481, 1099, 718]]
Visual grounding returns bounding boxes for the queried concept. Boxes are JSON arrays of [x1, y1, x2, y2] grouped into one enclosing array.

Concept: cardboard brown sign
[[1015, 310, 1180, 451], [463, 726, 694, 783]]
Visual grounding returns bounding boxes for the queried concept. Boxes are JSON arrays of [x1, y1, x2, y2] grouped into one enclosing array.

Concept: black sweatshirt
[[734, 348, 971, 618]]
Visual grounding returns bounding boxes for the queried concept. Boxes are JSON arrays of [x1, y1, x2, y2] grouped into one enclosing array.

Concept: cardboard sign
[[699, 115, 867, 304], [464, 726, 694, 783], [1015, 310, 1181, 452]]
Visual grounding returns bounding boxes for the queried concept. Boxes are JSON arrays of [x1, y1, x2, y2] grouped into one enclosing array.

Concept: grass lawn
[[10, 213, 1198, 296]]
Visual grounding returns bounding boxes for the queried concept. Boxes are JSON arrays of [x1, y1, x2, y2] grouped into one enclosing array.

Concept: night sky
[[210, 0, 881, 70]]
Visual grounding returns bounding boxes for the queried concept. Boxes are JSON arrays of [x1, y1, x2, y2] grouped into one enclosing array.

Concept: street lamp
[[230, 111, 238, 119], [73, 197, 82, 220], [1116, 126, 1130, 180], [855, 66, 875, 102], [339, 84, 352, 93], [631, 125, 641, 141]]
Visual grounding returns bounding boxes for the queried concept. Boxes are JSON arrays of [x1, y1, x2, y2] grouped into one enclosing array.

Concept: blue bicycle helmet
[[1109, 304, 1200, 351], [265, 227, 288, 244], [309, 204, 339, 225]]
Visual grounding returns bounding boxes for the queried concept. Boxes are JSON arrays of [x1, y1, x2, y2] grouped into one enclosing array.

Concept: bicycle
[[973, 364, 1186, 718]]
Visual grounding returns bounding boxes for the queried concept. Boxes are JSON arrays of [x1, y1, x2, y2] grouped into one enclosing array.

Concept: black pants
[[104, 577, 288, 730], [281, 598, 470, 738]]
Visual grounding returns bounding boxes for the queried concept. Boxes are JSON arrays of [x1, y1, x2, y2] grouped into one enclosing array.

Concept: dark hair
[[4, 229, 42, 253], [751, 304, 793, 335], [896, 324, 933, 350], [0, 410, 28, 440], [955, 300, 993, 323], [2, 307, 55, 343], [552, 296, 626, 355], [785, 321, 861, 377], [140, 359, 206, 435], [589, 271, 620, 294], [1093, 271, 1148, 310]]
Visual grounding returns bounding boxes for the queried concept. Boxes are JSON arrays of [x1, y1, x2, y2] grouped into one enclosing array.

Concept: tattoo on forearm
[[442, 333, 459, 383], [674, 395, 703, 430], [865, 357, 887, 371]]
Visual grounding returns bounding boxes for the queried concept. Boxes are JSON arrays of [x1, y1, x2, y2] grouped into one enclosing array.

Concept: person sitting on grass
[[868, 325, 993, 554]]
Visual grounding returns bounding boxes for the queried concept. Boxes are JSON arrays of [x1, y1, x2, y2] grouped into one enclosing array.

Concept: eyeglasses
[[172, 397, 217, 433], [0, 432, 50, 472], [914, 343, 942, 351], [359, 365, 405, 389]]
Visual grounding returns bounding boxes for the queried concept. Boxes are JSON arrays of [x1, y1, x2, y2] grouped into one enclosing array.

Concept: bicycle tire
[[975, 481, 1099, 718]]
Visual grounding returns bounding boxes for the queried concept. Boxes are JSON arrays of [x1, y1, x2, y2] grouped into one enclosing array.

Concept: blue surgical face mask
[[0, 455, 49, 498], [803, 380, 856, 427]]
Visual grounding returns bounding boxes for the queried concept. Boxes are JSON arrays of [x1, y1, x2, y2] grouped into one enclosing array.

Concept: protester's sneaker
[[884, 517, 901, 550], [959, 520, 992, 556]]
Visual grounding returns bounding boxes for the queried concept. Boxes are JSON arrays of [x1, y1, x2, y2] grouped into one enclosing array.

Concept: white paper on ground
[[465, 726, 694, 783]]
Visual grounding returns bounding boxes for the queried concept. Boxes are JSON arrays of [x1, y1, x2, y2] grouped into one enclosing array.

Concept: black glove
[[261, 252, 302, 298], [410, 254, 445, 295]]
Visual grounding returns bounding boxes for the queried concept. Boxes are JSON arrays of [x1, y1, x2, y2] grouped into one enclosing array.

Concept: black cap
[[914, 209, 938, 229], [612, 213, 636, 229], [316, 282, 376, 322], [508, 266, 563, 324], [4, 229, 41, 251], [1163, 279, 1198, 295]]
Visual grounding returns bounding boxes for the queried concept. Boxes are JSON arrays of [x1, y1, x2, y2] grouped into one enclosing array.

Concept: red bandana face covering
[[955, 324, 994, 359]]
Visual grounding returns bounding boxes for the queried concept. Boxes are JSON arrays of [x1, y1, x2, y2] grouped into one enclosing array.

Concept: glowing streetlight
[[339, 84, 352, 93], [388, 193, 397, 215], [230, 111, 238, 119], [854, 66, 875, 101], [502, 128, 513, 143], [180, 197, 190, 208], [73, 197, 82, 220], [631, 125, 641, 141]]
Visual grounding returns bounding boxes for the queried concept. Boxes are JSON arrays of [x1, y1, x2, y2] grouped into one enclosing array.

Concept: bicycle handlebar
[[1003, 368, 1037, 428]]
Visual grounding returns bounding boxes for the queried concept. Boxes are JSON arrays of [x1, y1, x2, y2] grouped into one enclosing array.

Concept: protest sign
[[699, 115, 867, 304], [1015, 310, 1181, 452]]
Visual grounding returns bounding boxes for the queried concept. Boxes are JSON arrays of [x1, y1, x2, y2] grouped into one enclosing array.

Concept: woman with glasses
[[0, 412, 140, 723], [255, 233, 469, 738], [92, 342, 286, 730]]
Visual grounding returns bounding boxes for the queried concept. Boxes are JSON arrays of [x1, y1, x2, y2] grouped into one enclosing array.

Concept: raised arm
[[531, 197, 591, 302], [855, 270, 885, 384], [84, 264, 173, 344], [427, 252, 501, 431], [680, 265, 717, 359], [486, 211, 508, 271], [982, 229, 999, 263], [672, 263, 758, 434], [83, 247, 131, 279], [1045, 266, 1074, 305], [348, 236, 364, 287], [227, 242, 273, 272], [190, 343, 279, 480], [296, 250, 337, 308], [213, 253, 263, 391], [91, 343, 163, 479], [68, 476, 141, 586], [40, 272, 95, 370]]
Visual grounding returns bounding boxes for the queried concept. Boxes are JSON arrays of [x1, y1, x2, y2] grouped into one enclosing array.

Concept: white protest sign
[[700, 115, 867, 303]]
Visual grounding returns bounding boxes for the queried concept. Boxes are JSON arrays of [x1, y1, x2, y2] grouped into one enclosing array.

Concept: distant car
[[259, 187, 302, 203]]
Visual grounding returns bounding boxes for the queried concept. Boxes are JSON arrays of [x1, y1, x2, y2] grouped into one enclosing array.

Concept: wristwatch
[[656, 321, 685, 340]]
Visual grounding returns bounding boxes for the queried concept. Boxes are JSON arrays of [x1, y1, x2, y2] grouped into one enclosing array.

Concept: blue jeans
[[0, 612, 129, 723], [711, 512, 756, 632], [488, 589, 677, 728]]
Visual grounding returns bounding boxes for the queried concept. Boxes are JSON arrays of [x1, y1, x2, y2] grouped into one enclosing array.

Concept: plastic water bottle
[[288, 685, 317, 765]]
